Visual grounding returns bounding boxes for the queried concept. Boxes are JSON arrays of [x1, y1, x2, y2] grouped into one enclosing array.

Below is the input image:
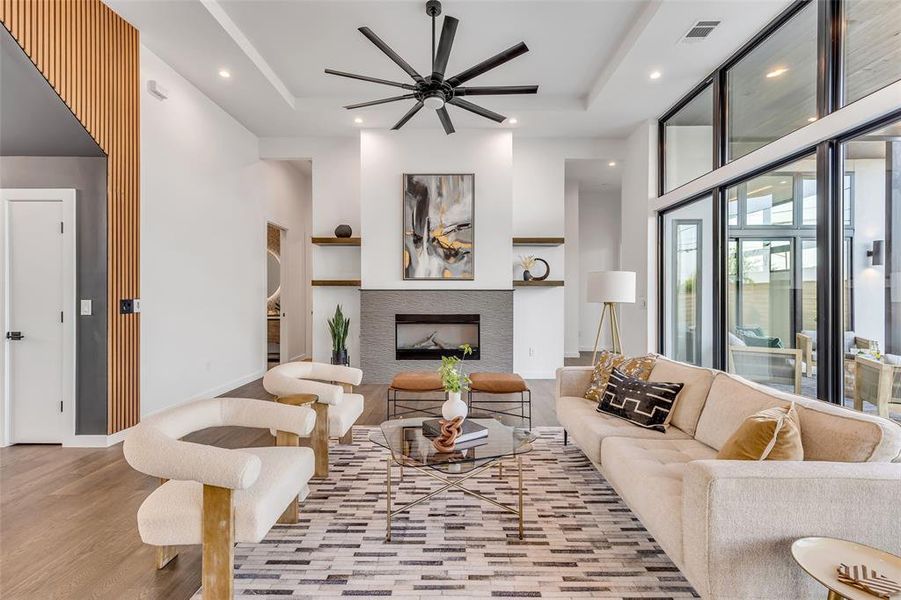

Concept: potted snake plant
[[328, 305, 350, 366]]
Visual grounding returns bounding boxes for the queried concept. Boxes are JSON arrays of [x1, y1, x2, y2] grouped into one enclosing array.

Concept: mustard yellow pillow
[[584, 351, 656, 403], [717, 403, 804, 461]]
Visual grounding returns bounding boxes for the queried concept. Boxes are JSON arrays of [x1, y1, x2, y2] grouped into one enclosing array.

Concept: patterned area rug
[[193, 427, 697, 599]]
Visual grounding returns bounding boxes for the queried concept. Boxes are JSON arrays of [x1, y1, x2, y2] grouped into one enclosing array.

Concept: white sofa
[[556, 356, 901, 600], [124, 397, 317, 599]]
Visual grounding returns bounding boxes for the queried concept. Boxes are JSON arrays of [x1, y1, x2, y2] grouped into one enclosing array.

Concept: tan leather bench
[[468, 372, 531, 426], [388, 372, 444, 419]]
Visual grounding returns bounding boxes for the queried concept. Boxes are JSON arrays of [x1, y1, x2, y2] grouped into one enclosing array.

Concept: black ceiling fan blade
[[391, 101, 425, 130], [455, 85, 538, 96], [358, 27, 425, 83], [344, 94, 417, 110], [446, 41, 529, 87], [325, 69, 417, 90], [448, 97, 506, 123], [432, 16, 458, 81], [436, 106, 455, 135]]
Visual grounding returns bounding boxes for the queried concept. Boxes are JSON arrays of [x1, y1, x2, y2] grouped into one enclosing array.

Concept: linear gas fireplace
[[395, 314, 481, 360]]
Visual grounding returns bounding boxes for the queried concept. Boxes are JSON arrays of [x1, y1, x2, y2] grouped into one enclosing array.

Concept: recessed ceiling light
[[649, 70, 662, 80], [608, 161, 617, 167], [218, 69, 231, 79], [765, 67, 788, 79], [807, 116, 817, 122], [354, 116, 364, 124], [508, 117, 518, 125]]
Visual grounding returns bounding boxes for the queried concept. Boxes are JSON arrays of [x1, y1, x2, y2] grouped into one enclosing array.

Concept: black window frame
[[657, 0, 901, 405]]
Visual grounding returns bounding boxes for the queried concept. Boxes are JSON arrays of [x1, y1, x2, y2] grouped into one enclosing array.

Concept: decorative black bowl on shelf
[[334, 224, 353, 238]]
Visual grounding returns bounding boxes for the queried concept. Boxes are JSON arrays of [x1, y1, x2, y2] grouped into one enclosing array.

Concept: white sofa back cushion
[[648, 356, 717, 437], [695, 373, 901, 462]]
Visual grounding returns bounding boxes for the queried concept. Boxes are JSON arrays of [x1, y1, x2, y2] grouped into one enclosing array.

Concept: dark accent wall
[[0, 156, 108, 434], [360, 290, 514, 383]]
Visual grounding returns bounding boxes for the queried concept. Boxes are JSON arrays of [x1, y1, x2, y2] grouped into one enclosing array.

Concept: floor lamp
[[587, 271, 636, 364]]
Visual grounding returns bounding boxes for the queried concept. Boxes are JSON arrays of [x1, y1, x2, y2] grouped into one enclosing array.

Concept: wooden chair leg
[[202, 485, 234, 600], [277, 495, 299, 525], [308, 402, 329, 478], [155, 545, 179, 569], [339, 426, 353, 445]]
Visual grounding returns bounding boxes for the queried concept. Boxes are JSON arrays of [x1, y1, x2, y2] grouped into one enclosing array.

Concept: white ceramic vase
[[442, 391, 468, 421]]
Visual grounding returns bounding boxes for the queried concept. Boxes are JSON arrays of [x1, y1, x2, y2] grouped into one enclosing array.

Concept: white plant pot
[[442, 391, 468, 421]]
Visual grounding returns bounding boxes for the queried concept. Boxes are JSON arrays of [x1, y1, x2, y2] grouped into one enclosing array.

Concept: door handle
[[6, 331, 24, 341]]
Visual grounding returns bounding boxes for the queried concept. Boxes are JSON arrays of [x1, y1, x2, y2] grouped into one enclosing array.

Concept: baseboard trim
[[564, 351, 581, 359], [519, 370, 557, 380], [62, 427, 130, 448]]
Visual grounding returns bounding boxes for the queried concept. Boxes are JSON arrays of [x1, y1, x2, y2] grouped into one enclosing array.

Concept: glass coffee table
[[369, 417, 537, 541]]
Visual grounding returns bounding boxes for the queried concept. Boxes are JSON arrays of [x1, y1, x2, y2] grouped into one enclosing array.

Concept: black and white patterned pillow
[[596, 368, 684, 432]]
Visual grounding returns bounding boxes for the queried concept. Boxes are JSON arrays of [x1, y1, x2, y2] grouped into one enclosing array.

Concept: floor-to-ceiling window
[[657, 0, 901, 422], [662, 196, 713, 366], [725, 157, 821, 398], [661, 86, 713, 193], [840, 116, 901, 421]]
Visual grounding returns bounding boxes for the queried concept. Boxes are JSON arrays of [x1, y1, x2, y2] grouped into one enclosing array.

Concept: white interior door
[[2, 189, 75, 445]]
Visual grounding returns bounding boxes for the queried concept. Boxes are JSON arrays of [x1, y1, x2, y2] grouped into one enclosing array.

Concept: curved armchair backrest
[[263, 361, 363, 405], [123, 397, 316, 490]]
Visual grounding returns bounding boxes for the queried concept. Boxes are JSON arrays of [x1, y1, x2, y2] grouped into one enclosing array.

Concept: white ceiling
[[566, 158, 621, 193], [106, 0, 791, 138]]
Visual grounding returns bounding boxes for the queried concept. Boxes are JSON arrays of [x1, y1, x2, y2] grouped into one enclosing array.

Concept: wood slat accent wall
[[1, 0, 141, 434]]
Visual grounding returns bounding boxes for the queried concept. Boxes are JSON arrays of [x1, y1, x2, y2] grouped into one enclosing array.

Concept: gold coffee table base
[[384, 455, 524, 542]]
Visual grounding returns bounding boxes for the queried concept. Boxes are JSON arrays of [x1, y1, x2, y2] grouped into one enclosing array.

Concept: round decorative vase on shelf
[[522, 270, 533, 281], [442, 391, 468, 421], [331, 349, 349, 366], [334, 224, 353, 238]]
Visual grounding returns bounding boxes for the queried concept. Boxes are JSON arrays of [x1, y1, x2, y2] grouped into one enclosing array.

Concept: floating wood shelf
[[513, 280, 565, 287], [512, 237, 564, 246], [312, 237, 361, 246], [311, 279, 361, 287]]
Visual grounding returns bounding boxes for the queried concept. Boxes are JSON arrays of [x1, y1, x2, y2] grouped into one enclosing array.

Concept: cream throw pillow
[[717, 403, 804, 461]]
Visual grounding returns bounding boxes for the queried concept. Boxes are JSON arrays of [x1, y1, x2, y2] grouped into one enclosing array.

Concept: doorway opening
[[267, 222, 288, 368]]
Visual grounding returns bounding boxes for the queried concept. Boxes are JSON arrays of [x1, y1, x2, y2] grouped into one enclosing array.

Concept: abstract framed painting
[[402, 173, 474, 280]]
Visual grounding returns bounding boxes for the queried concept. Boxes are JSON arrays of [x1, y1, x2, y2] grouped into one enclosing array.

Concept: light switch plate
[[80, 299, 93, 316]]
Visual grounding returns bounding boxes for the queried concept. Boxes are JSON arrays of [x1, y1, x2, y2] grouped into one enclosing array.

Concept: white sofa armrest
[[124, 428, 262, 490], [263, 362, 363, 405], [682, 459, 901, 599], [555, 366, 594, 399]]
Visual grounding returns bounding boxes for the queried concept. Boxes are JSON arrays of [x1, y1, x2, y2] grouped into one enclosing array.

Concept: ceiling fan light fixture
[[325, 0, 537, 135], [423, 93, 446, 110]]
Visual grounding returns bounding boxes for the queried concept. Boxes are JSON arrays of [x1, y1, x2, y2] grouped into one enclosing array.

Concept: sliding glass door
[[662, 196, 713, 367]]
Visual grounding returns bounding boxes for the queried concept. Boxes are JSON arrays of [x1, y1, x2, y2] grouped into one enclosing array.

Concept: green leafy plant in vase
[[438, 344, 473, 421], [328, 305, 350, 366]]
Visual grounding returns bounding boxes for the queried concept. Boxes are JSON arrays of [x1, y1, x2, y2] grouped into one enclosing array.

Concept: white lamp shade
[[587, 271, 636, 304]]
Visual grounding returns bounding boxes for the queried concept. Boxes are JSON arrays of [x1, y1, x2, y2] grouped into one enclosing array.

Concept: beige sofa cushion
[[602, 437, 718, 566], [648, 356, 716, 436], [556, 395, 691, 465], [695, 372, 901, 462]]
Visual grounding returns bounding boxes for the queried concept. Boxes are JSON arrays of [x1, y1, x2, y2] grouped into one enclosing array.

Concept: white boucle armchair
[[263, 361, 364, 476], [123, 397, 317, 600]]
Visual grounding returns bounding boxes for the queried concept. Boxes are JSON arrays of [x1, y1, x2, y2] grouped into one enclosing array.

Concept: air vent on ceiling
[[681, 20, 721, 43]]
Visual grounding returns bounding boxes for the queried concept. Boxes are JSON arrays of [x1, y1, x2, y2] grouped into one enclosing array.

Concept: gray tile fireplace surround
[[360, 289, 514, 383]]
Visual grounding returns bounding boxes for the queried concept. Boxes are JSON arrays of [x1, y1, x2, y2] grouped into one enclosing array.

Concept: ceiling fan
[[325, 0, 538, 134]]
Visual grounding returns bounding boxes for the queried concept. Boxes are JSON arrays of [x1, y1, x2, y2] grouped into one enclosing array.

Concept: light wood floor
[[0, 377, 561, 600]]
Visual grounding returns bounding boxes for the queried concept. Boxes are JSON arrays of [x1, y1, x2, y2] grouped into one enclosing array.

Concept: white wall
[[850, 158, 887, 346], [360, 130, 513, 290], [578, 190, 622, 352], [563, 180, 580, 357], [259, 160, 312, 361], [140, 48, 309, 417], [620, 120, 658, 356]]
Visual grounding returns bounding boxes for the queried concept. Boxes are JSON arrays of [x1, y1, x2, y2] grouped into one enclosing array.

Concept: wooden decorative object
[[0, 1, 142, 434], [431, 417, 464, 452], [837, 563, 901, 599], [202, 485, 234, 600]]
